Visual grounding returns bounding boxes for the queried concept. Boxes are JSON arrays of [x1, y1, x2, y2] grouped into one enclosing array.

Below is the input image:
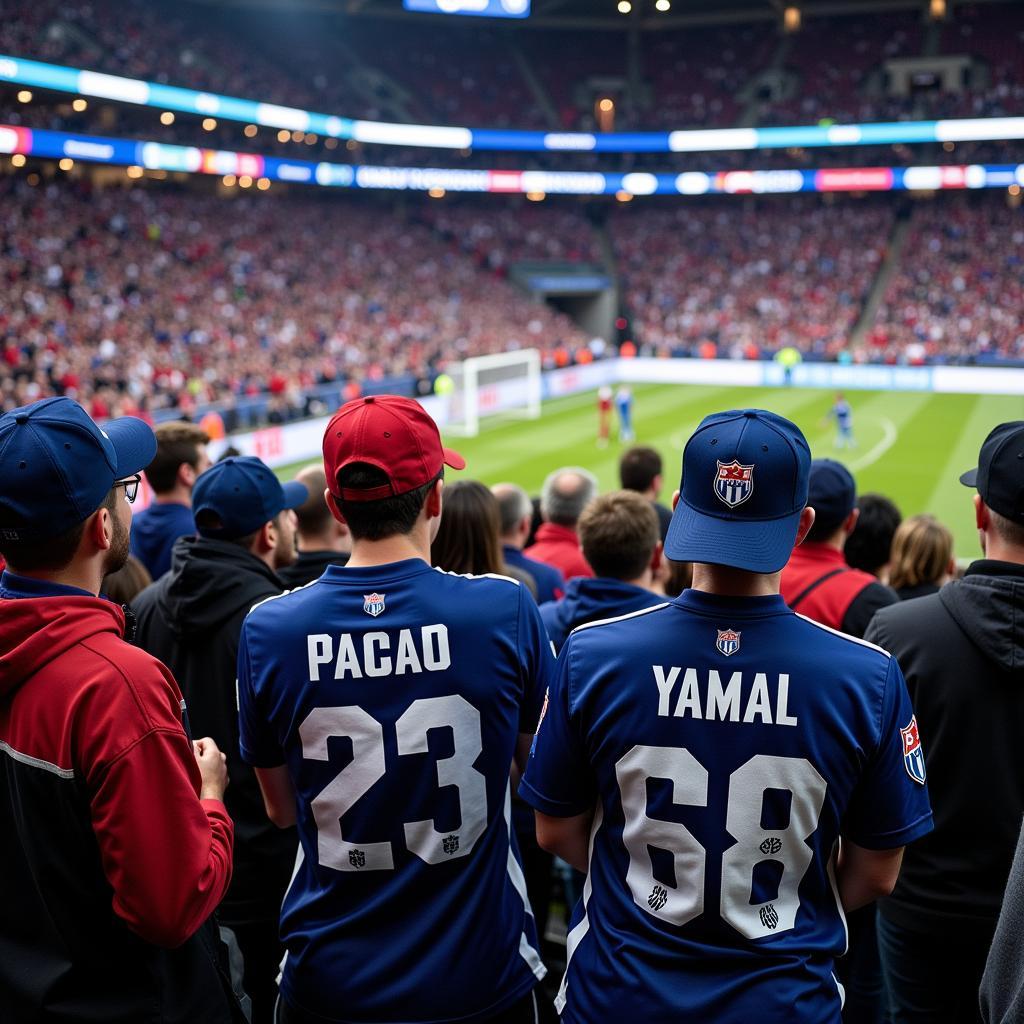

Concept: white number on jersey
[[615, 746, 827, 937], [300, 695, 488, 871]]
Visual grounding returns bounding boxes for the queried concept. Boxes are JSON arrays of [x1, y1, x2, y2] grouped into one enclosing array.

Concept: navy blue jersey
[[520, 589, 932, 1024], [238, 560, 554, 1023]]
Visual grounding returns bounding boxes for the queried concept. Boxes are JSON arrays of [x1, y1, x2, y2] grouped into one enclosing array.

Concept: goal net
[[443, 349, 542, 437]]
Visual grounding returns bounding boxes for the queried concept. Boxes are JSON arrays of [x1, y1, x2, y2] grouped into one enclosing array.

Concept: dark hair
[[431, 480, 504, 576], [991, 509, 1024, 549], [619, 446, 663, 494], [578, 490, 660, 581], [145, 421, 210, 494], [0, 488, 118, 573], [293, 467, 331, 536], [336, 463, 440, 542], [843, 493, 902, 576], [662, 558, 693, 598], [102, 554, 153, 605]]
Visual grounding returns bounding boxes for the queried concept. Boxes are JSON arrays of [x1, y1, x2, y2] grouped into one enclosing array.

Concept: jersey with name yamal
[[520, 589, 933, 1024], [239, 560, 554, 1024]]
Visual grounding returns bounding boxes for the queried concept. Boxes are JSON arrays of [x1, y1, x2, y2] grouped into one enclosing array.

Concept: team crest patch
[[363, 593, 386, 617], [716, 628, 741, 657], [900, 715, 926, 785], [715, 460, 755, 508]]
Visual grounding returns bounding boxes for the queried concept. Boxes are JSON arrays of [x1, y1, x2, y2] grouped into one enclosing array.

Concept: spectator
[[619, 446, 674, 540], [0, 397, 239, 1021], [540, 491, 664, 652], [781, 460, 899, 637], [102, 553, 153, 606], [888, 514, 956, 600], [493, 482, 565, 603], [237, 395, 554, 1023], [431, 479, 536, 595], [660, 557, 693, 598], [278, 465, 351, 589], [980, 820, 1024, 1024], [844, 493, 902, 582], [525, 467, 598, 581], [866, 421, 1024, 1024], [130, 421, 211, 580], [520, 408, 932, 1024], [131, 457, 306, 1024]]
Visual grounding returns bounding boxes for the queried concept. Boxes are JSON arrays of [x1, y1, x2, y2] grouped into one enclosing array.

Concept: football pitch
[[280, 383, 1024, 559]]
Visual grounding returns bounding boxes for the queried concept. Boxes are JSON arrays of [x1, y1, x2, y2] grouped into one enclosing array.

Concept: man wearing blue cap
[[132, 456, 306, 1024], [0, 397, 241, 1022], [521, 409, 933, 1024]]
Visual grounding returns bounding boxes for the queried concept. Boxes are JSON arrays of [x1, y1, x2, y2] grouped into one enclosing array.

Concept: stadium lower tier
[[0, 179, 1021, 422]]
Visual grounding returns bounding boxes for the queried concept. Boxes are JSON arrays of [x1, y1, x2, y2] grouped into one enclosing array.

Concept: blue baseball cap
[[192, 456, 307, 540], [665, 409, 811, 573], [807, 459, 857, 535], [0, 396, 156, 542]]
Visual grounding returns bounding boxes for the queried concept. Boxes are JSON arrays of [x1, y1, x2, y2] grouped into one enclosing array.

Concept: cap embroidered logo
[[714, 460, 755, 508]]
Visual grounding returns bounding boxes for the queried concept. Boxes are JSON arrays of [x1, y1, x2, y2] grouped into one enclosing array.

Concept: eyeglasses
[[114, 474, 142, 504]]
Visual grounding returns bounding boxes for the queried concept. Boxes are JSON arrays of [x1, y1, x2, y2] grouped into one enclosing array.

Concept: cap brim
[[664, 499, 803, 574], [104, 416, 157, 479], [443, 446, 466, 471], [959, 468, 978, 488], [281, 480, 309, 509]]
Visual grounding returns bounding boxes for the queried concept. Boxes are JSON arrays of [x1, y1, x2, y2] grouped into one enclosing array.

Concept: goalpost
[[442, 349, 542, 437]]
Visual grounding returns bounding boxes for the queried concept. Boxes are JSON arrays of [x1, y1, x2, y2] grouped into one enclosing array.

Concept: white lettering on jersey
[[306, 625, 451, 681], [652, 666, 799, 727]]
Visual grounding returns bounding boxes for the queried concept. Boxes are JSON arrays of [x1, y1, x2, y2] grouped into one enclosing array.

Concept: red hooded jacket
[[0, 585, 239, 1022]]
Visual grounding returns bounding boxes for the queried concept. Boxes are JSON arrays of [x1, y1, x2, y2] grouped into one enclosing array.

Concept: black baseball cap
[[0, 397, 156, 542], [192, 457, 307, 540], [807, 459, 857, 535], [960, 421, 1024, 523], [665, 409, 811, 574]]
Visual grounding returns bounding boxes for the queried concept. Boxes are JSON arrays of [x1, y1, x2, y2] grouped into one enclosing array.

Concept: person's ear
[[794, 506, 817, 547], [974, 493, 989, 532], [256, 519, 276, 555], [843, 507, 860, 535], [650, 541, 663, 575], [653, 473, 663, 494], [326, 488, 348, 525], [179, 461, 197, 489], [671, 489, 680, 512], [424, 478, 444, 521], [87, 506, 114, 553]]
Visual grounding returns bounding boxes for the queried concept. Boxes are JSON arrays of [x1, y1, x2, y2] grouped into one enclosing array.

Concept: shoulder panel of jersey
[[568, 601, 670, 636], [794, 612, 892, 659], [433, 567, 522, 587], [245, 576, 320, 618]]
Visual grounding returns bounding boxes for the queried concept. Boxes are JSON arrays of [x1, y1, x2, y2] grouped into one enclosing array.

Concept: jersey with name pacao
[[238, 559, 553, 1024], [520, 588, 933, 1024]]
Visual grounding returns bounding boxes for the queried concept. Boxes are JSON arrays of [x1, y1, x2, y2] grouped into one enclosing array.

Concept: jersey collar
[[674, 589, 789, 617]]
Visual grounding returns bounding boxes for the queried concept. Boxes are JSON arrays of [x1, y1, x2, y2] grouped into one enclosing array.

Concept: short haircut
[[843, 493, 902, 576], [619, 447, 663, 494], [0, 488, 117, 573], [334, 463, 440, 542], [888, 514, 954, 591], [492, 483, 532, 536], [540, 467, 598, 528], [991, 508, 1024, 549], [578, 490, 660, 581], [144, 421, 210, 494], [293, 467, 331, 536], [431, 480, 504, 576]]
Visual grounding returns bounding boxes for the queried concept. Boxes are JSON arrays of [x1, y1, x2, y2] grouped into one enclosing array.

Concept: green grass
[[277, 383, 1024, 559]]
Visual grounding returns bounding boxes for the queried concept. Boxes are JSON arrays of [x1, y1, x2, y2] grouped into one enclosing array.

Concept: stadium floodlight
[[442, 350, 542, 438]]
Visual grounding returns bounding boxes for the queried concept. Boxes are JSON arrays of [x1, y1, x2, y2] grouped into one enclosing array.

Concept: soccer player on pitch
[[596, 385, 613, 448], [827, 392, 856, 449], [520, 409, 933, 1024], [237, 395, 554, 1024]]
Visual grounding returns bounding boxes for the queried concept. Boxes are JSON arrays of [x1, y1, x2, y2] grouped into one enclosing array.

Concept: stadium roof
[[189, 0, 1015, 30]]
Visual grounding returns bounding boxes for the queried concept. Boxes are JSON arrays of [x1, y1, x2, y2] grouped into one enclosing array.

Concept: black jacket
[[865, 561, 1024, 932], [278, 549, 349, 589], [132, 537, 297, 926]]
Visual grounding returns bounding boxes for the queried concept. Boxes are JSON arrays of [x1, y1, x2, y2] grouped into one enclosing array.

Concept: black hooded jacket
[[865, 561, 1024, 932], [131, 536, 297, 925]]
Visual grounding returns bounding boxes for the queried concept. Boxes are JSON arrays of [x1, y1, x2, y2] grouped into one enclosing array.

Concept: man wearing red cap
[[237, 395, 556, 1024]]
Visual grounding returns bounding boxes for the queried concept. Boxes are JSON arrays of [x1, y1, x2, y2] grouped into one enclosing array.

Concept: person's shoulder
[[792, 610, 894, 665], [246, 577, 320, 623], [870, 587, 947, 635], [433, 567, 525, 598], [129, 573, 168, 616], [565, 600, 672, 648]]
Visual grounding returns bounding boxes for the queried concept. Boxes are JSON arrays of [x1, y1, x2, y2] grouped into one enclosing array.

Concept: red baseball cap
[[323, 395, 465, 502]]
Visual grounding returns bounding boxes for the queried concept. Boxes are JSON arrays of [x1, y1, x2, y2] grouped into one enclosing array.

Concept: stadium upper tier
[[2, 179, 1021, 424], [1, 0, 1022, 150]]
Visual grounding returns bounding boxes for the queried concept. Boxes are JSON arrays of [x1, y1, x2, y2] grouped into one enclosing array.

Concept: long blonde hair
[[888, 514, 954, 591]]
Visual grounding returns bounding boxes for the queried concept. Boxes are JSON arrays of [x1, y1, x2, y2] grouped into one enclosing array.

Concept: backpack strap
[[788, 567, 848, 611]]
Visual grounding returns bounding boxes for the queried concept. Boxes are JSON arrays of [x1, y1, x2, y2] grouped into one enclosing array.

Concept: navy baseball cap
[[0, 396, 156, 542], [960, 421, 1024, 524], [192, 456, 307, 540], [665, 409, 811, 573], [807, 459, 857, 535]]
